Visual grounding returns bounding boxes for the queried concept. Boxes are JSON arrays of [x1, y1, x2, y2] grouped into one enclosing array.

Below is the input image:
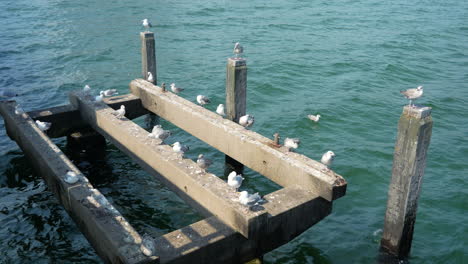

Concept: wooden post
[[225, 58, 247, 176], [140, 31, 158, 128], [381, 105, 433, 258]]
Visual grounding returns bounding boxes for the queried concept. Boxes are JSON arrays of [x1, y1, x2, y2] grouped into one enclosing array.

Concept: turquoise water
[[1, 0, 467, 263]]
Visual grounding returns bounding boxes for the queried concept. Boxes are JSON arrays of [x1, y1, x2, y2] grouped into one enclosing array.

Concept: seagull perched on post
[[321, 151, 336, 171], [400, 86, 423, 107], [102, 89, 118, 97], [233, 42, 244, 58], [112, 105, 126, 119], [147, 72, 154, 83], [216, 104, 225, 116], [284, 138, 300, 151], [170, 83, 184, 93], [148, 125, 171, 142], [36, 120, 51, 131], [227, 171, 244, 191], [83, 85, 91, 94], [197, 154, 213, 172], [142, 19, 152, 31], [95, 91, 104, 102], [64, 171, 79, 184], [15, 105, 24, 115], [239, 114, 254, 128], [196, 95, 210, 106], [172, 142, 189, 156], [307, 114, 321, 123], [239, 191, 263, 206]]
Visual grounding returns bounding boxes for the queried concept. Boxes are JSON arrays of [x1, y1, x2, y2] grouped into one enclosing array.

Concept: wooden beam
[[130, 79, 346, 201], [25, 94, 148, 138], [69, 91, 268, 239], [0, 100, 158, 264], [225, 57, 247, 175], [153, 186, 331, 264], [381, 105, 433, 258]]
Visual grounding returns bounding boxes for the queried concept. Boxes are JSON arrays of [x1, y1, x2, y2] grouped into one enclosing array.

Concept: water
[[1, 0, 467, 263]]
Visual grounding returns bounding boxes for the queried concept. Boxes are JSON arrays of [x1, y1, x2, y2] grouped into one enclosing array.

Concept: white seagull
[[284, 138, 300, 150], [307, 114, 321, 122], [197, 154, 213, 172], [102, 89, 118, 97], [148, 125, 171, 141], [170, 83, 184, 93], [196, 95, 210, 106], [172, 142, 189, 155], [321, 151, 336, 171], [142, 19, 152, 31], [216, 104, 225, 116], [95, 91, 104, 102], [147, 72, 154, 83], [400, 86, 423, 107], [227, 171, 244, 191], [113, 105, 126, 119], [239, 191, 262, 206], [35, 120, 51, 131], [233, 42, 244, 58], [15, 105, 24, 115], [83, 85, 91, 94], [64, 171, 79, 184], [239, 114, 254, 128]]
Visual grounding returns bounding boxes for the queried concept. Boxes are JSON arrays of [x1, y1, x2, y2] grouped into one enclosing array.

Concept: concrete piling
[[381, 105, 433, 258], [225, 57, 247, 176]]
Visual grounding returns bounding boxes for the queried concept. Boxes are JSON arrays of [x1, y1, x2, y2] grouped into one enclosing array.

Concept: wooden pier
[[0, 31, 348, 263]]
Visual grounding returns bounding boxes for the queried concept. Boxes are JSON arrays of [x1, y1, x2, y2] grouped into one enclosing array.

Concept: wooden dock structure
[[0, 31, 348, 263]]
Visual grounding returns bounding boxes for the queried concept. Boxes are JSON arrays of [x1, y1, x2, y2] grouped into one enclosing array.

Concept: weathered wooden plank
[[141, 32, 157, 83], [24, 94, 148, 138], [130, 79, 346, 201], [153, 186, 331, 264], [69, 91, 268, 239], [225, 58, 247, 175], [0, 101, 158, 264], [381, 105, 433, 258]]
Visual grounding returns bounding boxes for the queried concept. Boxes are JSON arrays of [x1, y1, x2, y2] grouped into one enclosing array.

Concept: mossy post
[[140, 31, 158, 128], [381, 105, 433, 258], [225, 57, 247, 176]]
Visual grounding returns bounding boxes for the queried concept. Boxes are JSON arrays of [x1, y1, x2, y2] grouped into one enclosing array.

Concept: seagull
[[83, 85, 91, 94], [216, 104, 226, 116], [148, 125, 171, 141], [321, 151, 336, 171], [400, 86, 423, 107], [227, 171, 244, 191], [64, 171, 79, 184], [113, 105, 126, 119], [233, 42, 244, 58], [284, 138, 300, 150], [35, 120, 51, 131], [307, 114, 321, 122], [239, 114, 254, 128], [147, 72, 154, 83], [170, 83, 184, 93], [197, 154, 213, 172], [196, 95, 210, 106], [95, 91, 104, 102], [142, 19, 152, 31], [0, 89, 18, 99], [15, 105, 24, 115], [172, 142, 189, 155], [102, 89, 118, 97], [239, 191, 263, 206]]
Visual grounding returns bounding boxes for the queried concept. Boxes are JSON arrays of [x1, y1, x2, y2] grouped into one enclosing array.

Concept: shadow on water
[[377, 250, 410, 264]]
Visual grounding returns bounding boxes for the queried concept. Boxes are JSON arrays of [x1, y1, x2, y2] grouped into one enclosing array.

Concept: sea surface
[[0, 0, 467, 263]]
